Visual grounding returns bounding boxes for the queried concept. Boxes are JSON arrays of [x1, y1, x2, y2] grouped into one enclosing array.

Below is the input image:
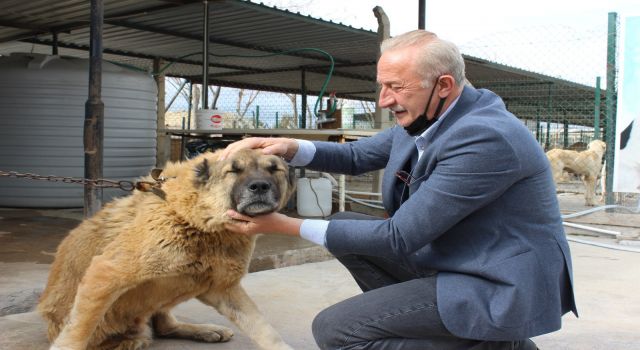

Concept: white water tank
[[0, 53, 157, 207], [296, 177, 333, 217]]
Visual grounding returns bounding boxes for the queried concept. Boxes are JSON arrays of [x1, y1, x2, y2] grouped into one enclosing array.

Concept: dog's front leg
[[199, 284, 293, 350], [51, 255, 133, 350]]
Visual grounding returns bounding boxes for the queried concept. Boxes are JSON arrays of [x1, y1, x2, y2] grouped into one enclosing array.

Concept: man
[[222, 30, 577, 349]]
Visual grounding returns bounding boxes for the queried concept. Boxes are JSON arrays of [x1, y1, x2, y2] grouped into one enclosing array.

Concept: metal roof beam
[[0, 3, 192, 43], [105, 19, 354, 64], [180, 76, 375, 101], [209, 64, 375, 82]]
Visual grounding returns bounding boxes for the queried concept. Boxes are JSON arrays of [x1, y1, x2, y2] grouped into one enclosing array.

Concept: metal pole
[[536, 103, 541, 143], [84, 0, 104, 218], [418, 0, 426, 29], [255, 105, 260, 128], [202, 0, 209, 109], [546, 83, 553, 151], [605, 12, 618, 207], [187, 82, 193, 130], [563, 117, 569, 148], [301, 68, 307, 129], [52, 31, 59, 55], [594, 76, 601, 139]]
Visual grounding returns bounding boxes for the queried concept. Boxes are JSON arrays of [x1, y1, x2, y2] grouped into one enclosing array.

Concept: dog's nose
[[247, 180, 271, 194]]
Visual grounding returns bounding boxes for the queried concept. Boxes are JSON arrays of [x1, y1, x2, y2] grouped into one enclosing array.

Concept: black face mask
[[404, 78, 447, 136]]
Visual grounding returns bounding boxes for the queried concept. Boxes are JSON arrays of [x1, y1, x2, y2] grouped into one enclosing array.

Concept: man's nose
[[378, 86, 394, 108]]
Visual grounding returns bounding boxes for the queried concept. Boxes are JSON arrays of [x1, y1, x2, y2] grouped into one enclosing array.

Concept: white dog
[[546, 140, 607, 206]]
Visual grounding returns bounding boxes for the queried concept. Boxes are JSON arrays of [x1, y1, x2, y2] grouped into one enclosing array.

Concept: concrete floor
[[1, 192, 639, 349]]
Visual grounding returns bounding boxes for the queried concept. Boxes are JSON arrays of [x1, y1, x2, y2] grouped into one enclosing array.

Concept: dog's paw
[[194, 324, 234, 343]]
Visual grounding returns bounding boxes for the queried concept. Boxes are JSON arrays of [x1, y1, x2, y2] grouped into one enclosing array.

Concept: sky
[[259, 0, 640, 86]]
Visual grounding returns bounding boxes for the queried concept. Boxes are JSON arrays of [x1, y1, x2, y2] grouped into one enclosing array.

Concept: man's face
[[377, 46, 431, 127]]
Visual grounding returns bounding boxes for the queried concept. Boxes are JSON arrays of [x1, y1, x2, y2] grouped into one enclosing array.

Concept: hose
[[155, 48, 336, 118]]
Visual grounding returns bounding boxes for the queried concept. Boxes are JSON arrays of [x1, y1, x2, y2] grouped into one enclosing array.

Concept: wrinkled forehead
[[226, 150, 284, 169]]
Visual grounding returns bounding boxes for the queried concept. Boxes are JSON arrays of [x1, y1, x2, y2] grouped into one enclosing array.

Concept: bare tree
[[236, 89, 260, 118], [192, 85, 201, 110], [285, 93, 298, 127], [209, 85, 221, 109]]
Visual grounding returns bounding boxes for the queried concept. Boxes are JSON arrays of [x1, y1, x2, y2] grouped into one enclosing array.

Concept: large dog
[[546, 139, 606, 206], [38, 149, 295, 350]]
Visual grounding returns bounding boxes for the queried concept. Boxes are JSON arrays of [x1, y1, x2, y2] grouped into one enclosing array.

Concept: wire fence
[[162, 15, 637, 210], [163, 82, 377, 130]]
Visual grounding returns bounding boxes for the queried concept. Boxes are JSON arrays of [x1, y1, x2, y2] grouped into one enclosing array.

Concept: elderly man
[[222, 30, 577, 349]]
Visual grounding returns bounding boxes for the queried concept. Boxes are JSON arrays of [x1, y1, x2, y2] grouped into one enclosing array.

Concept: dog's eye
[[226, 161, 243, 174], [268, 163, 278, 172]]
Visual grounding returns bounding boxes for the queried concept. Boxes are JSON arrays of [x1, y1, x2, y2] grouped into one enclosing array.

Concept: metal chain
[[0, 170, 138, 192]]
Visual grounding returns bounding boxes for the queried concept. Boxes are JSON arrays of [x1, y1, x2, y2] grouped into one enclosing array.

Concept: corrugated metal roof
[[0, 0, 380, 100], [0, 0, 601, 121]]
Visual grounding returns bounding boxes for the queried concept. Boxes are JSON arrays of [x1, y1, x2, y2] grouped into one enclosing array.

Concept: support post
[[301, 68, 307, 129], [373, 6, 392, 130], [84, 0, 104, 218], [605, 12, 618, 206], [202, 0, 210, 109], [154, 58, 169, 167], [594, 76, 601, 139], [418, 0, 426, 29]]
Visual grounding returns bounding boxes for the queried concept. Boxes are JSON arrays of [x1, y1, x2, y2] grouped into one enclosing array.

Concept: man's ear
[[193, 158, 211, 186], [437, 75, 456, 99]]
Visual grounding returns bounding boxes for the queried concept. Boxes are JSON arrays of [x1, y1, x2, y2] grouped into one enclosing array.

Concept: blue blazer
[[307, 86, 577, 341]]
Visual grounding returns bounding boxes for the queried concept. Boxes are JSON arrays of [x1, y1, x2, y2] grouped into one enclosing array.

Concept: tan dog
[[38, 149, 295, 350], [546, 139, 606, 206]]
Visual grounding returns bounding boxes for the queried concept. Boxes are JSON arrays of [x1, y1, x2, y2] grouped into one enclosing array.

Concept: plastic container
[[196, 109, 223, 130], [296, 177, 332, 217]]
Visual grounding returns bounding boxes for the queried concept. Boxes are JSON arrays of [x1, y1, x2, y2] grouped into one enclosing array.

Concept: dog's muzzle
[[233, 178, 281, 216]]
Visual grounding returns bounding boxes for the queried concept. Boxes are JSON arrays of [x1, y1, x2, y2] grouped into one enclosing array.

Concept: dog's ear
[[284, 166, 297, 202], [287, 167, 296, 189], [193, 158, 211, 186], [150, 168, 163, 180]]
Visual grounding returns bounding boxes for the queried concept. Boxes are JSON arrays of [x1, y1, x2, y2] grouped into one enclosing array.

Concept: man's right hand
[[219, 137, 299, 161]]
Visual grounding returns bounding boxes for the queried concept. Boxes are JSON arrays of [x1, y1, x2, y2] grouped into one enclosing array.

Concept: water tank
[[0, 53, 157, 207]]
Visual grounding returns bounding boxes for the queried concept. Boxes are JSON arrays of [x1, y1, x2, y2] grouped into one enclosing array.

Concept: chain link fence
[[161, 16, 637, 211], [163, 81, 377, 131], [463, 19, 636, 209]]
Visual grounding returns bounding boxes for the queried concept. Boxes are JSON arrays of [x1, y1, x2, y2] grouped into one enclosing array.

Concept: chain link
[[0, 170, 138, 192]]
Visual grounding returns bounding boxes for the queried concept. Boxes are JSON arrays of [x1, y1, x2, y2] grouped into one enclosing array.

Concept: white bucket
[[196, 109, 223, 130], [296, 177, 333, 217]]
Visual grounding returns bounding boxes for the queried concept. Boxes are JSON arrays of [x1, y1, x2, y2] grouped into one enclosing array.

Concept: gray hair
[[380, 30, 466, 87]]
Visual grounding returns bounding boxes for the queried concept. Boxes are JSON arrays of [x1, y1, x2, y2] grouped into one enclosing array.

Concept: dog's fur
[[546, 139, 607, 206], [38, 149, 295, 350]]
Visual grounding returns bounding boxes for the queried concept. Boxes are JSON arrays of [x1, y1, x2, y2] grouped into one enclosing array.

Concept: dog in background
[[546, 139, 607, 206], [38, 149, 295, 350]]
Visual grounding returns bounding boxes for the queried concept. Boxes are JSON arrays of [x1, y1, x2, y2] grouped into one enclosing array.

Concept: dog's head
[[200, 149, 295, 216], [141, 149, 295, 229], [587, 139, 607, 157]]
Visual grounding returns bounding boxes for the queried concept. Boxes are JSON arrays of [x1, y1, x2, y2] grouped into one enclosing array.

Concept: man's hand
[[219, 137, 298, 161], [225, 210, 303, 237]]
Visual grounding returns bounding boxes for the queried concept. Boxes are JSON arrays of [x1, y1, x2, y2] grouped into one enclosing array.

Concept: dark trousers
[[312, 212, 537, 350]]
